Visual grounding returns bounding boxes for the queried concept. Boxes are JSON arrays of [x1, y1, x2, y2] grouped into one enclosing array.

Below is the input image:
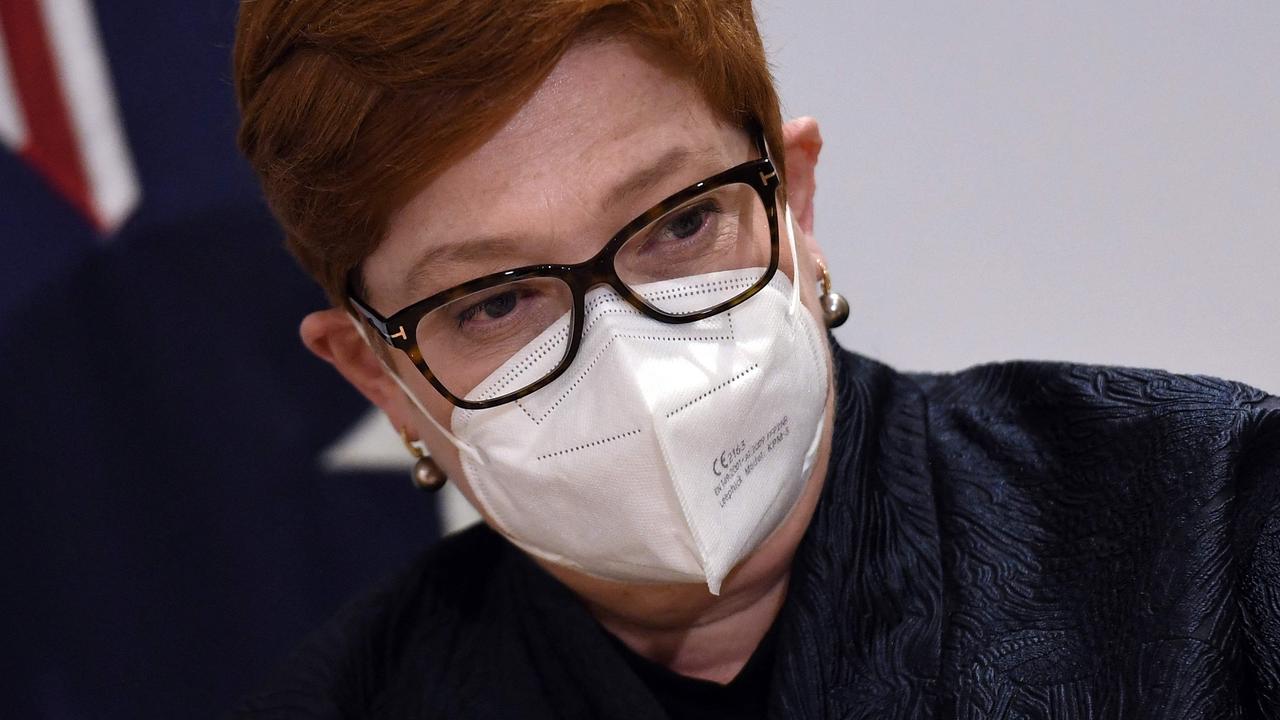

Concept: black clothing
[[605, 613, 776, 720], [234, 345, 1280, 718]]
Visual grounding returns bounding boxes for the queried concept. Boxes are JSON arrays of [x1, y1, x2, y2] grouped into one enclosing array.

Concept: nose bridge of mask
[[469, 279, 741, 427], [346, 313, 486, 466]]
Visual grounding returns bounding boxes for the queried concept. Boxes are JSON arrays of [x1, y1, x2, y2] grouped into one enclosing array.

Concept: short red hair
[[234, 0, 785, 305]]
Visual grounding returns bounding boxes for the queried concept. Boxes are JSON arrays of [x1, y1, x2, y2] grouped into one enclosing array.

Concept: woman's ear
[[781, 116, 823, 238], [299, 308, 406, 422]]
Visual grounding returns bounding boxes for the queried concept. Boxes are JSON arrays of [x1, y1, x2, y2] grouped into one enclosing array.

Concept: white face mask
[[377, 208, 830, 595]]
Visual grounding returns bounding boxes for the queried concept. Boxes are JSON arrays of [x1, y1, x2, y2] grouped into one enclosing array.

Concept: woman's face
[[353, 36, 832, 600]]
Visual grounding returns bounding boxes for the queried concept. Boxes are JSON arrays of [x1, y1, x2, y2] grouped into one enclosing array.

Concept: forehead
[[364, 37, 748, 307]]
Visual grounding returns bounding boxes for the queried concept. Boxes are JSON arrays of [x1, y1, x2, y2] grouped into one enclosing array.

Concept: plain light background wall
[[755, 1, 1278, 392]]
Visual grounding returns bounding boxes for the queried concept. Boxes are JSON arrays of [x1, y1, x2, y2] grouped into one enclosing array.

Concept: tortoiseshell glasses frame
[[347, 128, 782, 410]]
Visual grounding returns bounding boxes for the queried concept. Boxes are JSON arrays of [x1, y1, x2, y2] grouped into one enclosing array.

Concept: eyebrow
[[401, 236, 523, 299], [401, 144, 723, 299], [603, 145, 718, 205]]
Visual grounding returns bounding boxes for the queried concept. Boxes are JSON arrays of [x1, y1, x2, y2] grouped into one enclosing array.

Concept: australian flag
[[0, 2, 461, 716]]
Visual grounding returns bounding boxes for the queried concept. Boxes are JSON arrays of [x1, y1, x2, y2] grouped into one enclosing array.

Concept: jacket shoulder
[[909, 359, 1277, 492], [910, 359, 1275, 416]]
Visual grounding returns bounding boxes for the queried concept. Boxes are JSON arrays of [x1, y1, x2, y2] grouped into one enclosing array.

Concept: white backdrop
[[756, 1, 1278, 392]]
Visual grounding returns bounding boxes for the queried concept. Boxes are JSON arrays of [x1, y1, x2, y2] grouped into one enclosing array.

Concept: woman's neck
[[589, 569, 791, 683]]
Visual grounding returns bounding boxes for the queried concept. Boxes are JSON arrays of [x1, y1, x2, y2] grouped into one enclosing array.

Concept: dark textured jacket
[[235, 345, 1280, 718]]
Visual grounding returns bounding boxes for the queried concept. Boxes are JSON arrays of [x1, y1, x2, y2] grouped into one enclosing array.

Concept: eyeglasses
[[348, 129, 783, 410]]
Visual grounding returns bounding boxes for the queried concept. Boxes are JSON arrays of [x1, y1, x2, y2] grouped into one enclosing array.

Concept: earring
[[400, 426, 448, 492], [815, 258, 850, 328]]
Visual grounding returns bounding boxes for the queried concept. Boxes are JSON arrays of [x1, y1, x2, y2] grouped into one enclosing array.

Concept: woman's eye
[[663, 205, 711, 241], [457, 290, 520, 327], [630, 200, 726, 259]]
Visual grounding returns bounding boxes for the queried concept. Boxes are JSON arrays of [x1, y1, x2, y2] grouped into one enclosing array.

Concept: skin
[[301, 37, 834, 684]]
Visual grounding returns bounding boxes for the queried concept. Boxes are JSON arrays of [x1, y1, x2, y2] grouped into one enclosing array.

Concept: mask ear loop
[[346, 313, 487, 465], [784, 203, 802, 317]]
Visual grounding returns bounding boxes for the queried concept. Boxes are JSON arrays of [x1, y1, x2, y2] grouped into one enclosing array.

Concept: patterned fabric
[[233, 343, 1280, 718]]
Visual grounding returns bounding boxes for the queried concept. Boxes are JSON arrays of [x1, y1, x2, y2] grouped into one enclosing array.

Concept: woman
[[232, 1, 1280, 717]]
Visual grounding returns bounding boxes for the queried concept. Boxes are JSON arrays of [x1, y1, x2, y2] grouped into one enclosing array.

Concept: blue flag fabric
[[0, 2, 440, 716]]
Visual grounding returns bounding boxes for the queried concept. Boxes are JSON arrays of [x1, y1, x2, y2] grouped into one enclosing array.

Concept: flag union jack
[[0, 0, 138, 234]]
